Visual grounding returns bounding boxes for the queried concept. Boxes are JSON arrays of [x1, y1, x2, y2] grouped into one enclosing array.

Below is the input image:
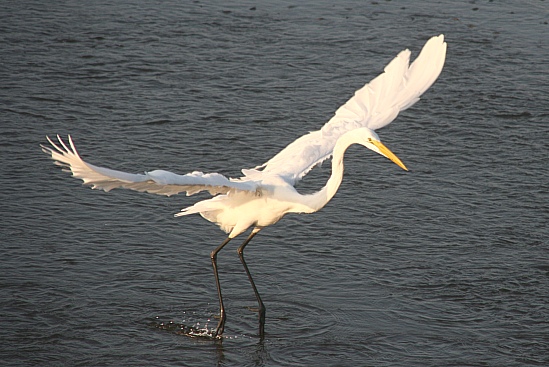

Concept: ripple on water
[[148, 294, 341, 342], [264, 296, 342, 340]]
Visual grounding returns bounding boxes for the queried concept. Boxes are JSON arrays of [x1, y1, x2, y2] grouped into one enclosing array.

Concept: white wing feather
[[42, 135, 259, 197], [253, 35, 447, 185], [44, 36, 446, 194]]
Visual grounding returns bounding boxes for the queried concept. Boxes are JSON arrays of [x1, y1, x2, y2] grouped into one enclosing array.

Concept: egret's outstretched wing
[[254, 35, 447, 185], [42, 135, 259, 197]]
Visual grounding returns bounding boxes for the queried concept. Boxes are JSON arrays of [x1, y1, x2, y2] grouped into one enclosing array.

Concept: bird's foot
[[212, 313, 225, 339]]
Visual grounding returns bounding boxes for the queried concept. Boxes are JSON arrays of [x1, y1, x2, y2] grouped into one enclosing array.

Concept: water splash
[[151, 315, 220, 339]]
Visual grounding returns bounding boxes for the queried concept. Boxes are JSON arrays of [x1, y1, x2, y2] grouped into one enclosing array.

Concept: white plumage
[[42, 35, 447, 338]]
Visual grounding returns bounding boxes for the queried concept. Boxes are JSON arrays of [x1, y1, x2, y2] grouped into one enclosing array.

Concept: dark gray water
[[1, 0, 548, 366]]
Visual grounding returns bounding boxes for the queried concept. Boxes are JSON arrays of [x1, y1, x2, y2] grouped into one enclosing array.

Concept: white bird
[[42, 35, 447, 338]]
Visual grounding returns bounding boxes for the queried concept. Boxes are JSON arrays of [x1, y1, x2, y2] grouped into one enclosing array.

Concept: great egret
[[42, 35, 446, 338]]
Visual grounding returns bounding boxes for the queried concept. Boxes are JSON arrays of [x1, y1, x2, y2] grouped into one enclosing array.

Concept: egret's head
[[355, 128, 408, 171]]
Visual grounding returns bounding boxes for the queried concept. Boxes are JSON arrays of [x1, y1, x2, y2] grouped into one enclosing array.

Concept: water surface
[[1, 0, 548, 366]]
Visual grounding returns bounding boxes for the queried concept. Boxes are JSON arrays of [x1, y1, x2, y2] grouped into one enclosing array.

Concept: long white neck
[[299, 132, 359, 213]]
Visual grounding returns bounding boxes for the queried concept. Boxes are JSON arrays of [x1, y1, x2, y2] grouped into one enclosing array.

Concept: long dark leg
[[211, 236, 232, 338], [236, 228, 266, 337]]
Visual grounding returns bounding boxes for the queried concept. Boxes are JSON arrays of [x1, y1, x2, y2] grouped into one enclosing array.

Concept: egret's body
[[43, 35, 447, 338]]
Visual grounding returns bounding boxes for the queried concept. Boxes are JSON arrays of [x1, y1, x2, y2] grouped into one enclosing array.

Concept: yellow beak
[[370, 140, 409, 171]]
